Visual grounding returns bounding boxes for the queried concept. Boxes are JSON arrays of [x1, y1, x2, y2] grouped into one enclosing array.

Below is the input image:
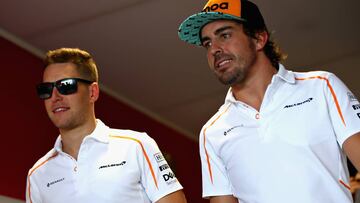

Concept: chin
[[219, 75, 237, 85], [222, 72, 245, 85], [52, 121, 66, 129], [50, 118, 70, 130]]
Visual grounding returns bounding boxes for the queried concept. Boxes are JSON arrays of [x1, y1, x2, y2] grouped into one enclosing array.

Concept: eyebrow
[[201, 25, 234, 44]]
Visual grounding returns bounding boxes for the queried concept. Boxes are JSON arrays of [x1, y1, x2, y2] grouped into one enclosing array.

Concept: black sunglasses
[[36, 78, 94, 99]]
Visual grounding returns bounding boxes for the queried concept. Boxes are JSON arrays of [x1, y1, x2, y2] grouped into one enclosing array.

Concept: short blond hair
[[44, 48, 99, 82]]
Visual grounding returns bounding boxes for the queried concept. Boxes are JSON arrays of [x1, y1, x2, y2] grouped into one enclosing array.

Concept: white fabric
[[200, 64, 360, 203], [26, 120, 182, 203]]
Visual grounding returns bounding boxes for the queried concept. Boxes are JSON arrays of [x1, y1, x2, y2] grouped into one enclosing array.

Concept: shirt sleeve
[[138, 133, 183, 202], [26, 175, 42, 203], [325, 73, 360, 147], [199, 126, 233, 198]]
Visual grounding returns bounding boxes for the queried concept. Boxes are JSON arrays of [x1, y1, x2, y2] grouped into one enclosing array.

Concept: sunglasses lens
[[57, 79, 77, 95], [36, 83, 53, 99], [36, 78, 89, 99]]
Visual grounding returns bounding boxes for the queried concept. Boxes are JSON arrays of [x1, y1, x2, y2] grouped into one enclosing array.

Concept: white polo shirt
[[26, 120, 182, 203], [200, 64, 360, 203]]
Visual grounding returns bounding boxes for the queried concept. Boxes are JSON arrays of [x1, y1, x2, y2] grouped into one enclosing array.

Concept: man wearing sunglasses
[[26, 48, 187, 203]]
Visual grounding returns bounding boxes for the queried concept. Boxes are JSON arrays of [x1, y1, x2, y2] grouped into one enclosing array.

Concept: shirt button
[[74, 166, 77, 172], [255, 113, 260, 119]]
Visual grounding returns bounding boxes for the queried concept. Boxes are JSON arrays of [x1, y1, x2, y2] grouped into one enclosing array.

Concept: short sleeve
[[26, 175, 42, 203], [199, 127, 233, 198], [325, 73, 360, 147], [138, 133, 183, 202]]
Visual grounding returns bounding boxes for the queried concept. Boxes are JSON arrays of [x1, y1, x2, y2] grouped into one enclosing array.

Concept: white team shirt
[[26, 120, 182, 203], [200, 64, 360, 203]]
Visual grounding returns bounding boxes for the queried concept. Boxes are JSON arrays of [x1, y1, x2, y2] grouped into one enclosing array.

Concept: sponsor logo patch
[[159, 164, 170, 172], [47, 178, 65, 187], [353, 104, 360, 110], [162, 172, 177, 185], [348, 92, 358, 102], [99, 161, 126, 169], [154, 153, 165, 163], [203, 2, 229, 12], [284, 98, 313, 108], [224, 125, 243, 136]]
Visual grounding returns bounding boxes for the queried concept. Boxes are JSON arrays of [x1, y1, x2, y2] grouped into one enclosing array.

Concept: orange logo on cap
[[202, 0, 241, 17]]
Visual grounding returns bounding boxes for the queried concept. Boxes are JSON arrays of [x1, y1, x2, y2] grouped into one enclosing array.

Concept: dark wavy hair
[[241, 21, 287, 70]]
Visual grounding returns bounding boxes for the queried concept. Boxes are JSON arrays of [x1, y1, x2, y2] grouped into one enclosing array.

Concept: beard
[[217, 67, 245, 85], [216, 42, 257, 86]]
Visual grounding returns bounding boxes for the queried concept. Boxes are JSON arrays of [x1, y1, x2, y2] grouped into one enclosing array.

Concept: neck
[[60, 117, 97, 160], [231, 56, 277, 111]]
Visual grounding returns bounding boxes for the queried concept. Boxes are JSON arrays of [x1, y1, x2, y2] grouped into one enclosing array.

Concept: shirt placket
[[256, 78, 279, 140], [76, 141, 90, 195]]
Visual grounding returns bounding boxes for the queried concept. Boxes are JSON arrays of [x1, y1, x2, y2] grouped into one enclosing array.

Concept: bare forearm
[[210, 195, 238, 203], [343, 132, 360, 172]]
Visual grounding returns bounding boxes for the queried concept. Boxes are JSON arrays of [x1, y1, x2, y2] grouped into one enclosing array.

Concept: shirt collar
[[225, 64, 295, 103], [54, 119, 110, 152], [275, 64, 295, 84]]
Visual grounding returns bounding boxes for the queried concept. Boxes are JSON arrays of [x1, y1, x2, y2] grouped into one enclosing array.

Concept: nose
[[50, 86, 63, 101], [209, 40, 223, 57]]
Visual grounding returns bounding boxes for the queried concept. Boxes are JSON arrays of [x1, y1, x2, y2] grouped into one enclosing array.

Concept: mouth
[[217, 59, 232, 68], [214, 56, 232, 71], [52, 107, 70, 113]]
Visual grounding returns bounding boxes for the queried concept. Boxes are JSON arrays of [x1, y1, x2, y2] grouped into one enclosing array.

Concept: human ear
[[255, 31, 268, 51], [89, 82, 99, 103]]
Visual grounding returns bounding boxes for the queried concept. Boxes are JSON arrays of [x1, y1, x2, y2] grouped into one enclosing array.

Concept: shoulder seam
[[28, 151, 59, 177], [202, 103, 232, 184], [109, 135, 158, 189]]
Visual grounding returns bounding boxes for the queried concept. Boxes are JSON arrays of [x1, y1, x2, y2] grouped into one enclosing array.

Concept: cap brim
[[178, 12, 245, 46]]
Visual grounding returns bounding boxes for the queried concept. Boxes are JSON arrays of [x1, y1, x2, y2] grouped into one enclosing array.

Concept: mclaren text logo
[[47, 178, 65, 187], [284, 98, 313, 108], [99, 161, 126, 169], [203, 2, 229, 12]]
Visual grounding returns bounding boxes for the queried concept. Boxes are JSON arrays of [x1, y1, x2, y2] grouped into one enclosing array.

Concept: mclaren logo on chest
[[99, 161, 126, 169], [203, 2, 229, 12], [284, 97, 313, 109]]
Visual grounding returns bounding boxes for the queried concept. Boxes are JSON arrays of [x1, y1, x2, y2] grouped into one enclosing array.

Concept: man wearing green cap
[[178, 0, 360, 202]]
